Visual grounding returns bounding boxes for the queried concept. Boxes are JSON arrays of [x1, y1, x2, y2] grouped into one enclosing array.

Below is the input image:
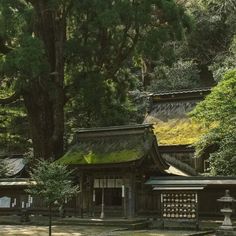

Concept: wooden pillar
[[92, 189, 96, 217], [122, 176, 127, 218], [122, 172, 136, 218], [196, 192, 199, 230], [127, 173, 135, 218], [75, 191, 80, 217], [100, 178, 105, 218], [79, 172, 84, 218], [122, 184, 126, 218], [124, 173, 135, 218], [89, 175, 94, 217]]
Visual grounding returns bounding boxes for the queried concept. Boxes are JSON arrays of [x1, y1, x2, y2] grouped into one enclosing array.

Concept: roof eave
[[67, 157, 145, 169]]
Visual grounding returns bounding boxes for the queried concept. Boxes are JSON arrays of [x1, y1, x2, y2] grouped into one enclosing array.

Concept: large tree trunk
[[23, 85, 64, 159], [23, 2, 66, 159]]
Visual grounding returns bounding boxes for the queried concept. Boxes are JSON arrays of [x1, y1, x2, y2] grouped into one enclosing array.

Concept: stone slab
[[216, 229, 236, 236]]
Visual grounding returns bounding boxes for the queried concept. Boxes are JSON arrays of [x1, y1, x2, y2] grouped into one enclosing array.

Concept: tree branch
[[107, 26, 140, 77], [0, 93, 20, 105]]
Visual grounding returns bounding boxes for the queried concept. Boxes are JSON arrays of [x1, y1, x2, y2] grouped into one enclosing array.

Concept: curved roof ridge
[[151, 87, 212, 96], [76, 124, 152, 133]]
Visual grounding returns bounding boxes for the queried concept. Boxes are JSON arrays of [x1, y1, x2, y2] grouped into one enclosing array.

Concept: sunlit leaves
[[65, 0, 188, 131], [191, 70, 236, 124], [148, 59, 200, 91], [191, 70, 236, 176], [27, 159, 79, 205], [0, 86, 29, 153], [2, 36, 49, 87], [0, 104, 29, 153]]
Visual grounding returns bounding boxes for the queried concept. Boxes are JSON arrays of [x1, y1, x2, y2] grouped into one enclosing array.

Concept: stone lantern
[[216, 190, 236, 236]]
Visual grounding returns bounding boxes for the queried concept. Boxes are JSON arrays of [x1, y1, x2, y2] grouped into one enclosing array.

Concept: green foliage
[[209, 127, 236, 176], [0, 0, 30, 43], [159, 0, 235, 89], [0, 87, 30, 153], [191, 70, 236, 124], [1, 0, 189, 159], [64, 0, 189, 131], [186, 1, 234, 63], [148, 59, 200, 92], [203, 0, 236, 82], [26, 159, 79, 205], [1, 0, 234, 162], [191, 70, 236, 176], [0, 3, 40, 155], [1, 36, 49, 91], [26, 159, 79, 236], [65, 70, 140, 134], [210, 36, 236, 81], [66, 0, 188, 65], [0, 106, 29, 153]]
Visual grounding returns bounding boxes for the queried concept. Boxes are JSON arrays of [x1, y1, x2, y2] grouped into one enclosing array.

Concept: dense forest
[[0, 0, 235, 175]]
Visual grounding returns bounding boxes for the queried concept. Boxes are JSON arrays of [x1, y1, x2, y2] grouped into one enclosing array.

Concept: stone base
[[220, 225, 235, 230], [216, 228, 236, 236]]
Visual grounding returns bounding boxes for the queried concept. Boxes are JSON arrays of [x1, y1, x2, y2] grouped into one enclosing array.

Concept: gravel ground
[[0, 225, 214, 236]]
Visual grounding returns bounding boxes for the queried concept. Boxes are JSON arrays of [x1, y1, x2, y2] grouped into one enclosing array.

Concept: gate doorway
[[95, 188, 122, 206]]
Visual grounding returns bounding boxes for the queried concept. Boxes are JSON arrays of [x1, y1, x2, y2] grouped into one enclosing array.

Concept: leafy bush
[[148, 60, 200, 92], [191, 70, 236, 176], [210, 37, 236, 81]]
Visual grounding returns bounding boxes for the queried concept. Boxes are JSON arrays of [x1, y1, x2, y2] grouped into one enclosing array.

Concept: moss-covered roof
[[153, 118, 206, 145], [58, 125, 154, 165], [144, 92, 208, 145]]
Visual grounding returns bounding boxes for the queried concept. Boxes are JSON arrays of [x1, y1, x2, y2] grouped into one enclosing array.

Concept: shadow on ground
[[0, 225, 215, 236]]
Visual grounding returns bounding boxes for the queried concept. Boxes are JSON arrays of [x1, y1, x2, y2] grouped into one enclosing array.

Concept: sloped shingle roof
[[58, 124, 168, 170]]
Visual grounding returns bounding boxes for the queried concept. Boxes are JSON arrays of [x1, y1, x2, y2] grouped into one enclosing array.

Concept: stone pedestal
[[216, 228, 236, 236], [220, 208, 234, 230], [216, 190, 236, 236]]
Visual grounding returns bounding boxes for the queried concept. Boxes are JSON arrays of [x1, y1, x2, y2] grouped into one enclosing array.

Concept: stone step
[[55, 218, 150, 230]]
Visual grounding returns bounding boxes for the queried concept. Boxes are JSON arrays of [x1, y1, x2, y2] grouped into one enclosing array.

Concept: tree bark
[[22, 2, 67, 160], [23, 87, 55, 159]]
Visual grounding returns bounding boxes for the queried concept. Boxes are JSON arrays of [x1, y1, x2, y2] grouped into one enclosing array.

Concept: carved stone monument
[[216, 190, 236, 236]]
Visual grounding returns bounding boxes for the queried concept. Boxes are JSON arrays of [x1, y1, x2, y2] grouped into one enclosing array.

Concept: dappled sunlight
[[0, 226, 47, 235], [52, 234, 82, 236], [0, 226, 87, 236], [114, 230, 197, 236], [0, 225, 120, 236], [0, 226, 209, 236]]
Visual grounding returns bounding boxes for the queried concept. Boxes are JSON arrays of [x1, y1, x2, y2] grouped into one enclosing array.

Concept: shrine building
[[1, 88, 236, 223], [57, 124, 181, 218]]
